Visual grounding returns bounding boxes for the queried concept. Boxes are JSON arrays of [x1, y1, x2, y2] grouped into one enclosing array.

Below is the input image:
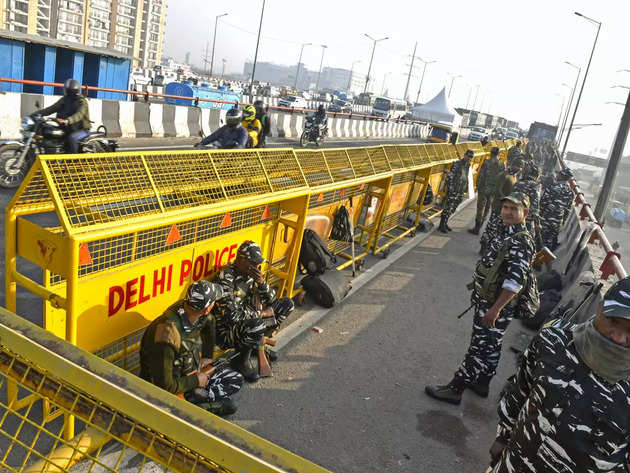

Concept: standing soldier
[[139, 280, 243, 416], [479, 158, 523, 253], [540, 168, 574, 250], [513, 162, 542, 244], [213, 241, 294, 382], [487, 277, 630, 472], [469, 146, 505, 235], [425, 192, 535, 404], [439, 149, 473, 233]]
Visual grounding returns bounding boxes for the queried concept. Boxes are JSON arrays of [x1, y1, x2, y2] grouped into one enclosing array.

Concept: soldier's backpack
[[301, 271, 351, 308], [422, 184, 434, 205], [299, 229, 337, 275], [514, 270, 540, 320], [329, 205, 353, 242]]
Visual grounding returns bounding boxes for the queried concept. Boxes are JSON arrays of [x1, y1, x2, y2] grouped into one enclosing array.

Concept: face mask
[[573, 317, 630, 384]]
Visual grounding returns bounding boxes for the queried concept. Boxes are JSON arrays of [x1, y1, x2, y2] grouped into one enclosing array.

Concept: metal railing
[[0, 77, 425, 124]]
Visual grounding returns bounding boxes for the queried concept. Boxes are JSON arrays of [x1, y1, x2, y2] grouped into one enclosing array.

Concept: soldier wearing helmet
[[139, 280, 243, 416], [31, 78, 90, 153]]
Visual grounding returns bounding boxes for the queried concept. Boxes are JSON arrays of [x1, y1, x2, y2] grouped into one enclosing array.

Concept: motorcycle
[[300, 115, 327, 147], [0, 115, 118, 188]]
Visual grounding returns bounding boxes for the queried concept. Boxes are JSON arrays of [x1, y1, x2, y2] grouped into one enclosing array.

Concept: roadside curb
[[272, 197, 476, 352]]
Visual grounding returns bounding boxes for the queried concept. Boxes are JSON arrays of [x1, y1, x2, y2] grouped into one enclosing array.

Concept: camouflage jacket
[[476, 156, 505, 197], [494, 322, 630, 472], [446, 159, 469, 196], [513, 178, 542, 225]]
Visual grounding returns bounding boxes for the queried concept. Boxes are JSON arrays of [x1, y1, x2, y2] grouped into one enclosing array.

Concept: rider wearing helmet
[[241, 104, 262, 148], [253, 100, 270, 148], [314, 104, 326, 124], [31, 78, 90, 153], [197, 107, 248, 149]]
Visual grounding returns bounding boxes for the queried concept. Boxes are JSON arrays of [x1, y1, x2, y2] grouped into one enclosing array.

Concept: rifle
[[533, 247, 556, 267], [563, 282, 603, 326], [177, 349, 240, 399]]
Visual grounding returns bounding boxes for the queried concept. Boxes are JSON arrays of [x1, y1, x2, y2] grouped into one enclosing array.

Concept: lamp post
[[221, 59, 226, 78], [471, 84, 481, 110], [348, 60, 361, 91], [558, 62, 580, 146], [209, 13, 228, 78], [561, 11, 601, 157], [363, 34, 389, 93], [249, 0, 266, 90], [381, 72, 391, 95], [294, 42, 312, 89], [315, 44, 327, 91], [554, 93, 567, 142], [447, 73, 462, 97], [415, 58, 437, 103]]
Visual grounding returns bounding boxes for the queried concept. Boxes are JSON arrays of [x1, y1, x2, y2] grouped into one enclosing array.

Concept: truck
[[528, 121, 557, 141]]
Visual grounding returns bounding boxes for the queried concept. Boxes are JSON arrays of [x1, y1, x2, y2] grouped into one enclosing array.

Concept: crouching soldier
[[213, 241, 294, 382], [487, 277, 630, 472], [139, 280, 243, 416]]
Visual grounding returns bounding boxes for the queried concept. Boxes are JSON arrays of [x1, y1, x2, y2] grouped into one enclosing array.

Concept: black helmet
[[253, 99, 265, 113], [317, 104, 325, 112], [64, 78, 81, 96], [225, 107, 243, 127]]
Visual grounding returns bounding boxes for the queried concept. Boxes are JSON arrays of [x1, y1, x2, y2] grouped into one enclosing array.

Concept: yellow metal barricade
[[0, 307, 331, 473]]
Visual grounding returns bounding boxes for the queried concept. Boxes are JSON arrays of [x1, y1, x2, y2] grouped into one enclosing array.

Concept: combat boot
[[424, 379, 464, 405], [468, 222, 481, 235], [232, 348, 259, 383], [468, 375, 491, 398], [445, 222, 453, 232], [201, 398, 238, 416], [438, 215, 449, 233]]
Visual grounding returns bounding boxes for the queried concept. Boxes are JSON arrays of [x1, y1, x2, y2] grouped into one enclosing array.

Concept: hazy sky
[[164, 0, 627, 157]]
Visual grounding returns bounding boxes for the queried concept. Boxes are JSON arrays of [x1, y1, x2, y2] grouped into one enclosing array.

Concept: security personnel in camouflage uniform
[[213, 241, 294, 382], [469, 146, 505, 235], [506, 142, 522, 167], [439, 149, 473, 233], [139, 280, 243, 416], [488, 277, 630, 472], [513, 162, 542, 245], [540, 168, 574, 251], [479, 159, 523, 254], [426, 192, 535, 404]]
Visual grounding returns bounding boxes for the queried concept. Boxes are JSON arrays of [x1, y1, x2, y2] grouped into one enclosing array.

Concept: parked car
[[278, 95, 307, 110], [505, 130, 519, 139], [468, 126, 487, 141]]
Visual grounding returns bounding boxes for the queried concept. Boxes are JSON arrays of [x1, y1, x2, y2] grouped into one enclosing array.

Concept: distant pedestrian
[[439, 149, 473, 233], [469, 146, 505, 235]]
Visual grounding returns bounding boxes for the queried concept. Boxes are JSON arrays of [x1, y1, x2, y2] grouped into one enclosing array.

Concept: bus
[[371, 96, 407, 119], [427, 123, 455, 144]]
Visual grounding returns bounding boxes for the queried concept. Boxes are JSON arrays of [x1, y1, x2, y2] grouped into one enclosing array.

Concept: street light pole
[[559, 62, 580, 147], [404, 41, 418, 102], [294, 42, 312, 89], [471, 84, 481, 110], [315, 44, 327, 90], [447, 73, 462, 97], [554, 94, 566, 142], [562, 12, 602, 157], [381, 72, 391, 95], [209, 13, 228, 78], [221, 59, 226, 78], [465, 84, 473, 110], [415, 58, 437, 103], [363, 33, 389, 93], [249, 0, 266, 91], [594, 87, 630, 221], [348, 60, 361, 91]]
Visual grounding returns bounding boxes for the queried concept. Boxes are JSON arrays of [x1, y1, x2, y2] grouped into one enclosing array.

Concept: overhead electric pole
[[404, 41, 419, 102]]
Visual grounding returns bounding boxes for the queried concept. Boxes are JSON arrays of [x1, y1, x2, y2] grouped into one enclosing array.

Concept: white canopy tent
[[410, 87, 461, 126]]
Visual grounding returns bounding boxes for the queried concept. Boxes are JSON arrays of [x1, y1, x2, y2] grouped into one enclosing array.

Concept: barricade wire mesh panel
[[95, 327, 144, 373], [293, 150, 333, 187], [210, 152, 271, 198], [77, 205, 278, 278], [256, 150, 307, 191], [13, 166, 54, 211], [395, 146, 414, 168], [365, 147, 391, 173], [44, 156, 161, 228], [322, 149, 356, 182], [391, 172, 415, 186], [143, 153, 226, 210], [345, 148, 375, 178], [0, 346, 231, 473], [380, 209, 406, 233]]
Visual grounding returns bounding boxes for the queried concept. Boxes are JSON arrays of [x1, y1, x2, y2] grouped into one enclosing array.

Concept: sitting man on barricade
[[213, 241, 295, 382], [425, 192, 535, 404], [486, 277, 630, 472], [139, 280, 243, 416]]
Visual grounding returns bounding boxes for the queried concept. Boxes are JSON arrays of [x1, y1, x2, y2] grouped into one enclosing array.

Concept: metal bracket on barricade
[[600, 251, 622, 280], [574, 192, 585, 205], [588, 223, 603, 244], [579, 203, 592, 221]]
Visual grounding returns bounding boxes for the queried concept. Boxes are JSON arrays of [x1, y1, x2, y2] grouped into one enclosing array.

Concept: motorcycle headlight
[[21, 116, 35, 131]]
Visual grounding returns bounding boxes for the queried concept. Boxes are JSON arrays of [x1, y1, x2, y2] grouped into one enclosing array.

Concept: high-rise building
[[0, 0, 167, 67]]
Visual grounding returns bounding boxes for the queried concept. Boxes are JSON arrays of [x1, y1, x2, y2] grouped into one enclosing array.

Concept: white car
[[505, 130, 519, 139], [278, 95, 307, 110], [468, 127, 487, 141]]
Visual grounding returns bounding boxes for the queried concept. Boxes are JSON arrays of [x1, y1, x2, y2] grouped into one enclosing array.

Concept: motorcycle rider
[[253, 100, 270, 148], [312, 104, 328, 139], [31, 78, 90, 154], [242, 105, 262, 148], [196, 107, 248, 149]]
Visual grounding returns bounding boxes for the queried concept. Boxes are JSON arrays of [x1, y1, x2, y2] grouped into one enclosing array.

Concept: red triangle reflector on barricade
[[166, 224, 182, 245], [317, 193, 324, 202], [221, 212, 232, 228], [79, 243, 93, 266], [261, 204, 271, 221]]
